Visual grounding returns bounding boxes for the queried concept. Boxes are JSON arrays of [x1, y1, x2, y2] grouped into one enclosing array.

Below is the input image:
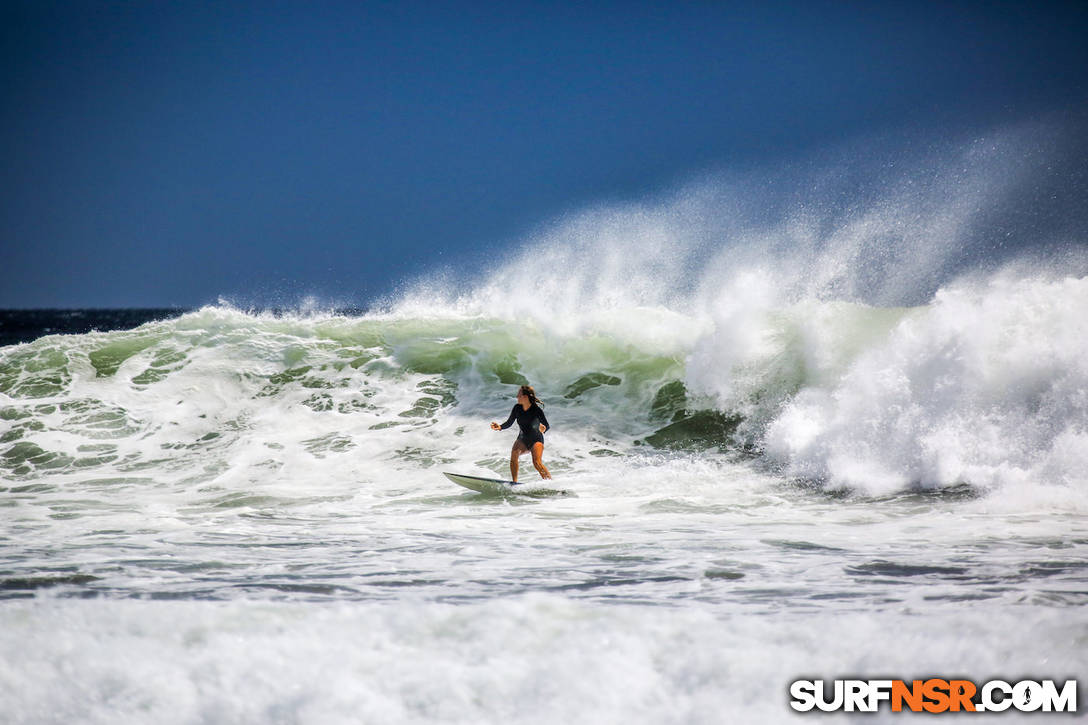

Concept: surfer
[[491, 385, 552, 482]]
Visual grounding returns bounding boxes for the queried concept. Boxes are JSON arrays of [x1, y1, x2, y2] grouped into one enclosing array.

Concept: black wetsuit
[[499, 403, 550, 447]]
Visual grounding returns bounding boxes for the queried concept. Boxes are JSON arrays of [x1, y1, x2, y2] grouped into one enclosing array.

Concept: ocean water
[[3, 131, 1088, 722]]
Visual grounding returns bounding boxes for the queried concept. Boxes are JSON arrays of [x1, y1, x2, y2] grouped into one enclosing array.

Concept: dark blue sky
[[3, 0, 1087, 308]]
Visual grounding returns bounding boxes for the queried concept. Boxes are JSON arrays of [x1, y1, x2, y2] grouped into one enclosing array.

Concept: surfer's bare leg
[[531, 442, 551, 479], [510, 440, 529, 482]]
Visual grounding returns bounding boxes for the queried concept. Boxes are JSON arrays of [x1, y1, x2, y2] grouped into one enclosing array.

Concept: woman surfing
[[491, 385, 552, 482]]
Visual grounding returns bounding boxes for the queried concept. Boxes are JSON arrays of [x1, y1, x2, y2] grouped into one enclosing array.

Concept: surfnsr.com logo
[[789, 679, 1078, 713]]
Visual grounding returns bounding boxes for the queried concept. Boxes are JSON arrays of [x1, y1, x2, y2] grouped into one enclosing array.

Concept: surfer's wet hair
[[518, 385, 542, 407]]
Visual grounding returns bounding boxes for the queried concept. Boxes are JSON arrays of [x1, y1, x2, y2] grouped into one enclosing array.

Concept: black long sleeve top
[[499, 403, 550, 440]]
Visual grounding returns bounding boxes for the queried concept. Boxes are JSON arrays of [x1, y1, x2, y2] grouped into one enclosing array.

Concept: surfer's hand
[[490, 422, 500, 430], [539, 424, 546, 434]]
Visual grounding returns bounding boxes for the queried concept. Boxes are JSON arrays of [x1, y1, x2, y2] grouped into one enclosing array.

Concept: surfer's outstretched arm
[[491, 405, 519, 431]]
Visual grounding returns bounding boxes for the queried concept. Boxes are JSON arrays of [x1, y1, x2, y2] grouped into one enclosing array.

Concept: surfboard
[[443, 472, 520, 493], [443, 472, 574, 497]]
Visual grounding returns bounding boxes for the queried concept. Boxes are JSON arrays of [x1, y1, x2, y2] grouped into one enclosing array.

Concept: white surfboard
[[443, 472, 573, 496]]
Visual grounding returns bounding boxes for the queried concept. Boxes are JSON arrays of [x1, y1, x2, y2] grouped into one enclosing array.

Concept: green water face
[[88, 334, 165, 377], [640, 409, 743, 452], [564, 373, 622, 399]]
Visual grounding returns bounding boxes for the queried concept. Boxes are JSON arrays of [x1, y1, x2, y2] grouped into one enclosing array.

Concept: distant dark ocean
[[0, 309, 190, 347], [0, 308, 379, 347]]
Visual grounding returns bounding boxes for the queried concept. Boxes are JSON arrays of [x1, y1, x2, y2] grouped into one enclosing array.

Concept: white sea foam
[[762, 275, 1088, 499], [1, 596, 1081, 724]]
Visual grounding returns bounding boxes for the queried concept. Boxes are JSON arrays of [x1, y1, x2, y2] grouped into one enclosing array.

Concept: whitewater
[[2, 126, 1087, 722]]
